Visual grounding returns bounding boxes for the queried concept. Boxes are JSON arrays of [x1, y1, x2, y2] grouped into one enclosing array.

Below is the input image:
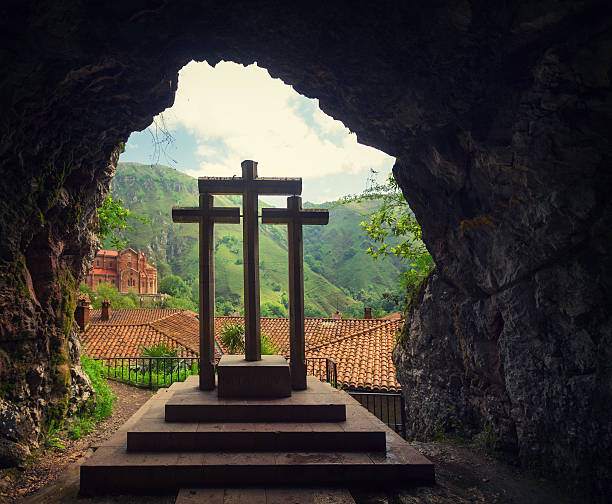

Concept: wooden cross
[[199, 160, 301, 361], [172, 194, 240, 390], [262, 196, 329, 389]]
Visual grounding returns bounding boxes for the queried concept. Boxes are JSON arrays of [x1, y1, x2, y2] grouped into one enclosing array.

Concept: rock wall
[[0, 0, 609, 499]]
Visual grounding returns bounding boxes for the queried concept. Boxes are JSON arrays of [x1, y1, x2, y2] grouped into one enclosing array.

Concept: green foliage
[[101, 360, 199, 390], [158, 275, 190, 297], [67, 356, 117, 440], [126, 288, 140, 306], [109, 162, 371, 317], [216, 299, 235, 315], [140, 341, 181, 358], [97, 191, 151, 249], [482, 423, 500, 452], [162, 295, 197, 311], [219, 322, 245, 354], [139, 342, 184, 374], [90, 282, 137, 309], [261, 332, 280, 355], [79, 282, 95, 299], [431, 407, 464, 442], [219, 323, 278, 355], [304, 305, 326, 318], [41, 420, 66, 451], [260, 301, 287, 318], [340, 173, 434, 301]]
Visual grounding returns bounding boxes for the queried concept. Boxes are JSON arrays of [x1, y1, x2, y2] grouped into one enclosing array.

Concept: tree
[[340, 172, 434, 297], [158, 275, 190, 298], [88, 282, 137, 309], [260, 301, 287, 318], [96, 192, 151, 249]]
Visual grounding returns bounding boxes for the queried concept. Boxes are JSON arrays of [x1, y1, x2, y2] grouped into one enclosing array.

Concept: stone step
[[175, 487, 356, 503], [81, 443, 435, 495], [166, 402, 346, 423], [165, 375, 347, 423], [126, 418, 386, 452], [79, 378, 435, 496]]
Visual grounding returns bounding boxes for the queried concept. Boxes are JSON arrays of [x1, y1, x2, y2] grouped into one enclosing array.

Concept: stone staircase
[[80, 376, 434, 495]]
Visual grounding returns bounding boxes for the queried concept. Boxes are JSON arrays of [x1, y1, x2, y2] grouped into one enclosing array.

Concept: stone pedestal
[[217, 355, 291, 398]]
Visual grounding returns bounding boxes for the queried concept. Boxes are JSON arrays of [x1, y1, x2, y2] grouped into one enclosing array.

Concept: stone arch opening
[[0, 2, 610, 499]]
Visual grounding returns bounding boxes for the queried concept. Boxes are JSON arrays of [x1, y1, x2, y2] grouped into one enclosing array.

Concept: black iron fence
[[93, 355, 405, 437], [305, 357, 338, 388], [93, 356, 200, 389], [348, 391, 406, 438]]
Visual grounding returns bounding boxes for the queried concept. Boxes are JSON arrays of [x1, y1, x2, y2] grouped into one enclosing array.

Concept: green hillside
[[108, 162, 403, 316]]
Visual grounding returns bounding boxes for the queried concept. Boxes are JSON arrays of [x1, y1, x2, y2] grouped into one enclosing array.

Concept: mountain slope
[[109, 162, 403, 315]]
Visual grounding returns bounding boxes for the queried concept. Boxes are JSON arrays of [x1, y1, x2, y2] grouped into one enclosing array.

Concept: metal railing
[[94, 356, 200, 389], [93, 355, 405, 438], [348, 391, 406, 438], [304, 357, 338, 388], [94, 356, 338, 390]]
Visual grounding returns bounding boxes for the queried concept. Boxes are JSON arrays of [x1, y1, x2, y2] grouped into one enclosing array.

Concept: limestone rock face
[[0, 0, 610, 500]]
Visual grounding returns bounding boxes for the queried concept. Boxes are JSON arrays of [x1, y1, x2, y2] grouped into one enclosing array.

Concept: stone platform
[[165, 374, 346, 422], [80, 376, 434, 495], [217, 355, 291, 398]]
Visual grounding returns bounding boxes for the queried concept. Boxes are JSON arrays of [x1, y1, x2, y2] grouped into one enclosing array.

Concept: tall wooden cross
[[262, 196, 329, 389], [172, 194, 240, 390], [198, 160, 301, 361]]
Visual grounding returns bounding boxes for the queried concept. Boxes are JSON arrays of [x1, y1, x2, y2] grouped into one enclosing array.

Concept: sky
[[120, 61, 395, 203]]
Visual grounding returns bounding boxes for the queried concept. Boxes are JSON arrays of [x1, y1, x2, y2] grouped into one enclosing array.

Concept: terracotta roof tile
[[307, 320, 403, 392], [82, 309, 198, 359], [81, 310, 402, 391], [90, 268, 118, 276], [214, 316, 402, 392], [89, 309, 180, 326]]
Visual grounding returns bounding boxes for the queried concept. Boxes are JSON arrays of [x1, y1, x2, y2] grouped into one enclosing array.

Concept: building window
[[96, 259, 99, 266]]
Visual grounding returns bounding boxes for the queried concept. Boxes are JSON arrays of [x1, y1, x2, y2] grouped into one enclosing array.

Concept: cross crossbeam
[[199, 160, 302, 361], [262, 196, 329, 389], [172, 194, 240, 390]]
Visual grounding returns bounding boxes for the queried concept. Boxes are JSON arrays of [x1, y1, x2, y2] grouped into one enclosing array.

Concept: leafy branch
[[96, 192, 151, 249], [340, 172, 434, 296]]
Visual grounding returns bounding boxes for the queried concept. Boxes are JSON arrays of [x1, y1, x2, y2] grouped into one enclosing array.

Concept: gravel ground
[[0, 381, 578, 504]]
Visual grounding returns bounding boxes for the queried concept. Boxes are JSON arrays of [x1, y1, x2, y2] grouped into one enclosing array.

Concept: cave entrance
[[115, 60, 399, 319]]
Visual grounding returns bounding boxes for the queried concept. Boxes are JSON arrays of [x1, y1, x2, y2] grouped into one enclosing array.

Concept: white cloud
[[160, 61, 394, 181]]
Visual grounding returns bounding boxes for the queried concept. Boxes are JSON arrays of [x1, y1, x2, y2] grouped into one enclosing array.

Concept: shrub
[[261, 332, 279, 355], [67, 356, 117, 440], [219, 323, 279, 355], [219, 321, 245, 354]]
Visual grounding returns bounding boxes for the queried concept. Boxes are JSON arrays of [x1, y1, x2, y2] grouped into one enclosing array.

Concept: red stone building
[[85, 248, 157, 294]]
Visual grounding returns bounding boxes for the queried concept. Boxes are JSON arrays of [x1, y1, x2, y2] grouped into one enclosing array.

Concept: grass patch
[[66, 356, 117, 440]]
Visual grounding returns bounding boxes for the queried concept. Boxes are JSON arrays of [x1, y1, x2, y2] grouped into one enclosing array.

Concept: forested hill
[[108, 162, 403, 317]]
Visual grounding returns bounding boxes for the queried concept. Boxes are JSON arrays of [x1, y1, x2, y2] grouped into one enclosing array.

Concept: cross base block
[[217, 355, 292, 398]]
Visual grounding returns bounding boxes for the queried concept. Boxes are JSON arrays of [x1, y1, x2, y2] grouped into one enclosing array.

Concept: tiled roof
[[91, 268, 118, 276], [97, 250, 119, 256], [81, 310, 402, 392], [308, 319, 403, 392], [151, 312, 201, 353], [89, 309, 181, 326], [82, 309, 198, 359], [214, 316, 402, 392], [214, 316, 391, 356]]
